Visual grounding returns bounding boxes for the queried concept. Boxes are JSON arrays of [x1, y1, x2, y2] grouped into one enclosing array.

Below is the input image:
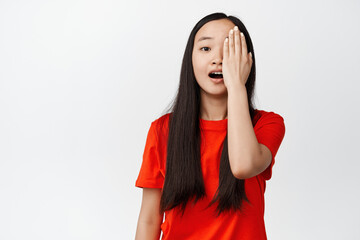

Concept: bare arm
[[227, 85, 272, 179], [135, 188, 164, 240], [223, 26, 272, 179]]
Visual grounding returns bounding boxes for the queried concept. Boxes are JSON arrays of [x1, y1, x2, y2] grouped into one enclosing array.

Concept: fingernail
[[241, 32, 244, 37], [230, 29, 233, 34], [234, 26, 238, 31]]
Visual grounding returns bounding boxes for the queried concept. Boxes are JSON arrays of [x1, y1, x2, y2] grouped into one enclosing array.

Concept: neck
[[199, 90, 228, 120]]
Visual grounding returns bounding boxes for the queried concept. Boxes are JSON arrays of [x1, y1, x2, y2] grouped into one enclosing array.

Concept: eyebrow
[[197, 36, 214, 42]]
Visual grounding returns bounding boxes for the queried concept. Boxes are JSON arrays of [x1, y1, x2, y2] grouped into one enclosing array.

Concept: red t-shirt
[[135, 109, 286, 239]]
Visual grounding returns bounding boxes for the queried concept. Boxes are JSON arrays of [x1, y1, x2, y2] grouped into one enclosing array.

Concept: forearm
[[227, 84, 261, 178], [135, 221, 161, 240]]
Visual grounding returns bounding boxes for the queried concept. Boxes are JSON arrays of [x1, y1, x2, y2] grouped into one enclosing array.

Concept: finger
[[224, 37, 229, 59], [234, 26, 241, 56], [240, 32, 248, 59], [229, 29, 234, 56]]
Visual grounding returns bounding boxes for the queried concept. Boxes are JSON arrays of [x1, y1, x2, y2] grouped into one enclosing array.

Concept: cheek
[[192, 57, 206, 74], [192, 57, 200, 74]]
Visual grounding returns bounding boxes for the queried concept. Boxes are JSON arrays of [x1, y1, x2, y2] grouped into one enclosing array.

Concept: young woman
[[135, 12, 285, 240]]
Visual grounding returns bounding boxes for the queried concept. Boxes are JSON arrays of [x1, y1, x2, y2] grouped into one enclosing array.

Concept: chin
[[200, 85, 227, 97]]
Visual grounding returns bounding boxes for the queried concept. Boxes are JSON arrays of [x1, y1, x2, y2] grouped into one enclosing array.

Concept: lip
[[210, 77, 224, 83]]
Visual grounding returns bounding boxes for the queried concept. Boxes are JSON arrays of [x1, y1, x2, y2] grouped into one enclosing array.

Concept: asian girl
[[135, 12, 285, 240]]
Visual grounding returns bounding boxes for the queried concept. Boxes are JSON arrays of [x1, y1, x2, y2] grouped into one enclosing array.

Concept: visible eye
[[200, 47, 210, 51]]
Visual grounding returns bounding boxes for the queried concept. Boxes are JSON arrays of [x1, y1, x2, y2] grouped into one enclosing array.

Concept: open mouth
[[209, 72, 223, 79]]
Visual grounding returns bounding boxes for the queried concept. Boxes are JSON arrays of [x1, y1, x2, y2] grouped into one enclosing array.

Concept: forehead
[[195, 19, 235, 41]]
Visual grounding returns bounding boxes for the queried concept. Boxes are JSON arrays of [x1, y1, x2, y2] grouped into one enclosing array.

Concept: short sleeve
[[254, 112, 286, 181], [135, 121, 165, 188]]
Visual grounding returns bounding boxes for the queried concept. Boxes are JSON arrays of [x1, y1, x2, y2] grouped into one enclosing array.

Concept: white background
[[1, 0, 359, 239]]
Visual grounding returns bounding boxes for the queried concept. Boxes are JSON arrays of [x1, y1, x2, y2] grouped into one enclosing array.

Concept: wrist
[[226, 83, 247, 95]]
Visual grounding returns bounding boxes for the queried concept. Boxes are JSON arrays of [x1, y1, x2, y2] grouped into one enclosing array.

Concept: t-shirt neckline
[[198, 110, 259, 131], [199, 117, 227, 130]]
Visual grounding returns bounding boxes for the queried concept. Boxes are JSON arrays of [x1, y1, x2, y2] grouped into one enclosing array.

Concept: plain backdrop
[[1, 0, 359, 239]]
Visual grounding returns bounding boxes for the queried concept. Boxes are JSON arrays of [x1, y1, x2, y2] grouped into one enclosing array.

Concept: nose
[[212, 48, 223, 65], [212, 59, 222, 65]]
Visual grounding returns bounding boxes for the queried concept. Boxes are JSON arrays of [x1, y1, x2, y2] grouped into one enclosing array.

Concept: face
[[192, 19, 235, 97]]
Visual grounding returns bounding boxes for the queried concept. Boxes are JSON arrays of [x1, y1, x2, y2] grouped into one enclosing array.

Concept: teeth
[[209, 71, 223, 79]]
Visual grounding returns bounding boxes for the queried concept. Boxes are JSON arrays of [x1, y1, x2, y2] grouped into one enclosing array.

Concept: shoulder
[[253, 109, 285, 125], [253, 109, 286, 142], [149, 112, 172, 137], [151, 112, 171, 127]]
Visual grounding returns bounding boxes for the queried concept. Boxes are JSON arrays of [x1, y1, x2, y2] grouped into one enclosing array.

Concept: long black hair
[[158, 12, 257, 218]]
